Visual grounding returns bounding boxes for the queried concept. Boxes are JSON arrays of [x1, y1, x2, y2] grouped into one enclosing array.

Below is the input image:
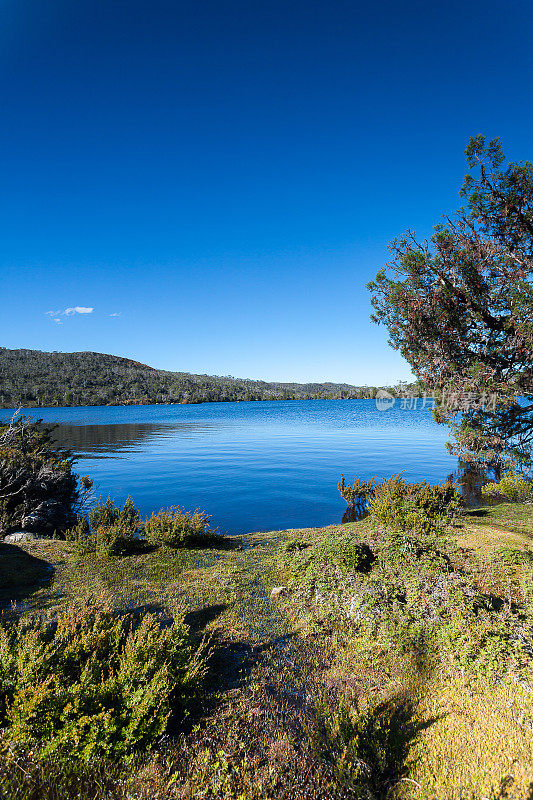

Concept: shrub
[[338, 474, 376, 513], [74, 521, 141, 557], [0, 599, 204, 763], [70, 497, 141, 557], [481, 470, 533, 502], [313, 537, 375, 574], [144, 507, 219, 548], [0, 415, 92, 535], [368, 473, 461, 537], [88, 495, 140, 532]]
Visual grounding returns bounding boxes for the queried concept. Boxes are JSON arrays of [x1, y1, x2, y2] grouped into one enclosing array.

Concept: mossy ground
[[1, 507, 533, 798]]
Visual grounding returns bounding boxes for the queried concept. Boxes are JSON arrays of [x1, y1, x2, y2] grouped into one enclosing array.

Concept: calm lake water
[[0, 400, 459, 534]]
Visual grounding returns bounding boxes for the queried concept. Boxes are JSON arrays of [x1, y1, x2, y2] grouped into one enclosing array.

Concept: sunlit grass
[[3, 504, 533, 798]]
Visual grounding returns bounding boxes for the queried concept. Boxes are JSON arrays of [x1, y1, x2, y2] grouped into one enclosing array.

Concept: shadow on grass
[[466, 508, 491, 518], [184, 603, 228, 631], [359, 691, 439, 795], [0, 542, 54, 606], [184, 602, 263, 694], [170, 600, 298, 738], [308, 644, 442, 796], [176, 534, 242, 551]]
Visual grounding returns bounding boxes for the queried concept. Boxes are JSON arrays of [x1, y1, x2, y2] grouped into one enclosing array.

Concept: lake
[[0, 400, 459, 534]]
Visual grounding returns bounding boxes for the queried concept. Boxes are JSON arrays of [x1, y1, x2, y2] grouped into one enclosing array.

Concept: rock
[[345, 587, 382, 622], [3, 531, 38, 543], [270, 586, 286, 600]]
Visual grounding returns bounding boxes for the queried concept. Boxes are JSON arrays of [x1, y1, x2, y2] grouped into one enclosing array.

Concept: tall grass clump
[[0, 599, 204, 763], [144, 506, 221, 548]]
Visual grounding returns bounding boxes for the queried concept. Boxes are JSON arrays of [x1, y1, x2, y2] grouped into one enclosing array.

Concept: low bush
[[144, 506, 220, 548], [68, 497, 141, 557], [0, 599, 204, 763], [338, 475, 376, 513], [75, 521, 141, 557], [482, 470, 533, 503], [368, 473, 461, 537], [88, 495, 140, 531], [313, 537, 375, 574]]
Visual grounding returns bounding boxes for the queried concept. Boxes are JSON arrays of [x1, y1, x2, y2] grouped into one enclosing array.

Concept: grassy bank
[[1, 503, 533, 798]]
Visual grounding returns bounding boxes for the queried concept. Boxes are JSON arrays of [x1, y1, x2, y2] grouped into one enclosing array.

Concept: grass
[[2, 508, 533, 798]]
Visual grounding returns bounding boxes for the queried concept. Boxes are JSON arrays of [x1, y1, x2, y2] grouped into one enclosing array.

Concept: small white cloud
[[45, 305, 94, 321], [109, 312, 121, 317], [64, 306, 94, 316]]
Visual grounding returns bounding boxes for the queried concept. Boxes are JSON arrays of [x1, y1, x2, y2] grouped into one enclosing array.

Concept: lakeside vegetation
[[1, 474, 533, 798], [0, 348, 383, 407]]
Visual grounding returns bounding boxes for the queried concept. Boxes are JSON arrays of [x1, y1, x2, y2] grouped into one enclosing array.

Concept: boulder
[[3, 531, 38, 543]]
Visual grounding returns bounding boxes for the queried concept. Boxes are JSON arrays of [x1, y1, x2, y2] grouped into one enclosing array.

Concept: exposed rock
[[3, 531, 38, 543], [270, 586, 286, 600]]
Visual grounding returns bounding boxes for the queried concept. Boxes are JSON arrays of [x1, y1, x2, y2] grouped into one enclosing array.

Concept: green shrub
[[74, 521, 140, 557], [144, 507, 219, 548], [88, 496, 140, 532], [368, 473, 461, 537], [281, 539, 310, 554], [65, 513, 90, 541], [481, 470, 533, 502], [0, 599, 204, 763], [338, 475, 376, 513], [69, 497, 141, 557], [313, 537, 375, 574]]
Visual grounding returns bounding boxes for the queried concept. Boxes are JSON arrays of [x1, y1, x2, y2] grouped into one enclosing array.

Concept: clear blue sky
[[1, 0, 532, 385]]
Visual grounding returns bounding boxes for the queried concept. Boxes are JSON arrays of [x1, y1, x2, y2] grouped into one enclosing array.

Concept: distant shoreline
[[0, 396, 384, 410], [2, 346, 412, 408]]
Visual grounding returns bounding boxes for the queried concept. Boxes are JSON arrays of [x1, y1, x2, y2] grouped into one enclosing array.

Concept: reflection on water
[[52, 423, 178, 456], [0, 400, 461, 535], [341, 507, 369, 523]]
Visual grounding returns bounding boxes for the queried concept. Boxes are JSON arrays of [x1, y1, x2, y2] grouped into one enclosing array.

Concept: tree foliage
[[368, 135, 533, 470], [0, 414, 92, 533], [0, 348, 370, 407]]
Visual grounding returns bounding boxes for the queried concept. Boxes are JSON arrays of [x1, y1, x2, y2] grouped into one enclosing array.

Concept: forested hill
[[0, 348, 371, 407]]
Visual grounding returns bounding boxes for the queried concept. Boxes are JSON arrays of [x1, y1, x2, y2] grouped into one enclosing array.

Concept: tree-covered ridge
[[0, 347, 373, 407]]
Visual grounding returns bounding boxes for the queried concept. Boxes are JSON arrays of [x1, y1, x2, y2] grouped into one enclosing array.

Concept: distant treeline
[[0, 348, 409, 408]]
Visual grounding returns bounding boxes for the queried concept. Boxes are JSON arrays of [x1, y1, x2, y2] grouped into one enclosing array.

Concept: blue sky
[[1, 0, 532, 385]]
